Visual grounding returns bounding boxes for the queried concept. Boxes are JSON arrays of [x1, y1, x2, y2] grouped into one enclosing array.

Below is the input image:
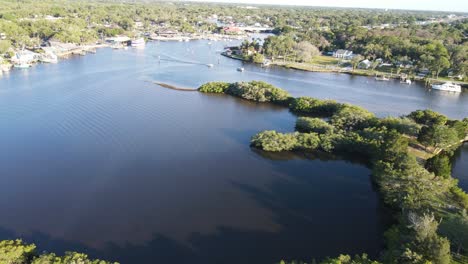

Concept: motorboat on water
[[41, 56, 58, 63], [207, 64, 214, 68], [237, 67, 244, 72], [375, 76, 390, 81], [431, 82, 462, 93], [131, 38, 146, 48], [400, 79, 412, 85], [111, 43, 125, 49], [262, 60, 271, 67], [14, 63, 31, 69]]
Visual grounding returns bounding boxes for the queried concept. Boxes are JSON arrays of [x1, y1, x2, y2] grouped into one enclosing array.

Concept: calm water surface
[[0, 40, 465, 263], [453, 144, 468, 191]]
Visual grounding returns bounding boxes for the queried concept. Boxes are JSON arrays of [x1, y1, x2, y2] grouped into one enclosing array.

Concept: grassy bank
[[222, 53, 468, 87]]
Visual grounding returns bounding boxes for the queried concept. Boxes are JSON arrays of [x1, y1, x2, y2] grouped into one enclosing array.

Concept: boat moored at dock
[[14, 63, 32, 69], [375, 76, 390, 81], [431, 82, 462, 92], [131, 38, 146, 48]]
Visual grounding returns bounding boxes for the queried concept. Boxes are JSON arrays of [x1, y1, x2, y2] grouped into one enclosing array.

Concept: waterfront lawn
[[310, 55, 340, 66]]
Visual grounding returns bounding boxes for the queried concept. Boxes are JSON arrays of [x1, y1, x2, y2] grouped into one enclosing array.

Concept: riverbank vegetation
[[232, 17, 467, 83], [1, 0, 467, 83], [0, 240, 116, 264], [199, 81, 468, 263]]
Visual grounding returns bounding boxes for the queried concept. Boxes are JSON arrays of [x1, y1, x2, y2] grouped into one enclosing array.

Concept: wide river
[[0, 40, 466, 263]]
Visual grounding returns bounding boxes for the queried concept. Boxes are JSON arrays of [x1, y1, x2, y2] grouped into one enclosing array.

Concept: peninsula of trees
[[199, 80, 468, 264]]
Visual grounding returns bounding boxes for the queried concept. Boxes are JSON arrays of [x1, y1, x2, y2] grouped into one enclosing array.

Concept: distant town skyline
[[187, 0, 468, 12]]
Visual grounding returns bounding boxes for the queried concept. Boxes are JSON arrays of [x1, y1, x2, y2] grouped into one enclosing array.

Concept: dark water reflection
[[0, 40, 464, 263], [452, 144, 468, 191]]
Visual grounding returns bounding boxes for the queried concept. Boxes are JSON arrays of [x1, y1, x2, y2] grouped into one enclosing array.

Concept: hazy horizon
[[187, 0, 468, 13]]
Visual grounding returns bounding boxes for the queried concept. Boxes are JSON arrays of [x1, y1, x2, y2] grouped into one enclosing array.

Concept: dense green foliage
[[251, 131, 298, 152], [250, 131, 320, 152], [280, 254, 380, 264], [198, 82, 231, 93], [0, 240, 115, 264], [199, 81, 291, 104], [426, 154, 452, 178], [378, 117, 421, 137], [227, 81, 291, 103], [295, 117, 334, 134], [200, 80, 468, 263], [289, 97, 343, 116], [330, 105, 376, 131], [409, 109, 448, 126]]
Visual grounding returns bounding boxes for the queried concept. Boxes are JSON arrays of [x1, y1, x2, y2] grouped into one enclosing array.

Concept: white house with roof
[[333, 49, 353, 59], [359, 59, 372, 69], [11, 50, 39, 64]]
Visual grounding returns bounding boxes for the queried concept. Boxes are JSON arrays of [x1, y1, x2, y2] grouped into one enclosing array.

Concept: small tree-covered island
[[198, 80, 468, 264]]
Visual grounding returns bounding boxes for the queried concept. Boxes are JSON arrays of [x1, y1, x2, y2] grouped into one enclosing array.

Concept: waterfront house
[[223, 27, 242, 34], [105, 36, 131, 46], [359, 59, 372, 69], [417, 68, 431, 78], [11, 50, 39, 64], [156, 29, 179, 38], [0, 33, 6, 40], [333, 49, 353, 59]]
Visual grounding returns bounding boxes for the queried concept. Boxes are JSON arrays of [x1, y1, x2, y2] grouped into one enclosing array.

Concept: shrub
[[0, 240, 116, 264], [295, 117, 334, 134], [330, 105, 376, 131], [425, 154, 451, 178], [0, 240, 36, 264], [251, 53, 265, 64], [227, 81, 291, 103], [320, 254, 380, 264], [250, 131, 297, 152], [408, 109, 448, 126], [319, 132, 343, 152], [379, 117, 421, 137], [295, 133, 320, 150], [418, 125, 459, 149], [198, 82, 231, 93], [451, 186, 468, 210], [446, 119, 468, 140], [289, 97, 343, 117]]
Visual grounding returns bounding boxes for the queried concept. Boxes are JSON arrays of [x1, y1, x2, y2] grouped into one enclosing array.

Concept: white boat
[[131, 38, 146, 48], [207, 64, 214, 68], [431, 82, 462, 93], [400, 79, 411, 85], [111, 43, 124, 49], [14, 63, 31, 69], [262, 60, 271, 67], [207, 42, 212, 45], [41, 57, 58, 63], [237, 67, 244, 72], [41, 53, 58, 63], [375, 76, 390, 81]]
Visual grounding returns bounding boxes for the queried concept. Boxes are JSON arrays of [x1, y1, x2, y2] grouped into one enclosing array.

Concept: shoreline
[[0, 43, 109, 73], [221, 52, 468, 88]]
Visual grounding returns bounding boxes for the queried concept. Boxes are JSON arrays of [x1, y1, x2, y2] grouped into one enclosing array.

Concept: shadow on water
[[0, 148, 392, 264], [451, 143, 468, 191]]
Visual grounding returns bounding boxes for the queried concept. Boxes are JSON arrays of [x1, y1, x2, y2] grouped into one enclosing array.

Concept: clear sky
[[187, 0, 468, 12]]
